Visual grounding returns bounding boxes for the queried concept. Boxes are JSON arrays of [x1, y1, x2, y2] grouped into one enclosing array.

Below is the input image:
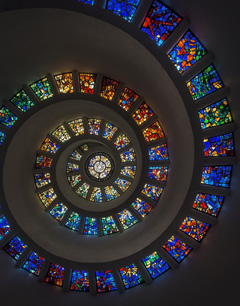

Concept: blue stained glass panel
[[119, 264, 144, 289], [0, 215, 11, 240], [106, 0, 140, 22], [4, 236, 27, 261], [0, 131, 6, 145], [65, 212, 81, 231], [203, 133, 234, 157], [131, 198, 153, 218], [148, 144, 169, 160], [193, 193, 224, 217], [117, 209, 138, 229], [201, 166, 232, 188], [70, 270, 89, 291], [163, 236, 192, 262], [142, 251, 170, 279], [96, 270, 117, 293], [83, 217, 98, 235], [23, 252, 45, 276], [0, 106, 18, 127]]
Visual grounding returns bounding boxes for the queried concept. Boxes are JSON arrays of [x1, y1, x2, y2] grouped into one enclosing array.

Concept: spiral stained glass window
[[38, 188, 57, 207], [106, 0, 140, 22], [34, 173, 51, 188], [118, 87, 139, 111], [96, 270, 117, 293], [162, 236, 192, 262], [193, 193, 224, 217], [104, 186, 120, 201], [65, 212, 81, 231], [100, 77, 120, 100], [103, 122, 118, 140], [35, 154, 52, 168], [70, 150, 82, 161], [168, 31, 207, 73], [141, 0, 181, 46], [198, 99, 232, 129], [67, 175, 82, 187], [143, 121, 164, 142], [114, 178, 131, 192], [83, 217, 98, 235], [67, 162, 79, 173], [54, 73, 73, 93], [76, 183, 90, 198], [51, 125, 71, 143], [30, 77, 53, 101], [132, 198, 153, 218], [23, 252, 45, 276], [114, 132, 130, 150], [204, 133, 234, 157], [68, 118, 84, 135], [49, 202, 68, 221], [0, 131, 6, 145], [10, 89, 34, 112], [141, 184, 163, 202], [117, 209, 138, 229], [101, 216, 119, 235], [70, 270, 89, 291], [90, 187, 103, 202], [0, 215, 11, 240], [40, 137, 59, 154], [119, 264, 144, 289], [201, 166, 232, 188], [3, 236, 27, 261], [187, 65, 223, 100], [86, 153, 114, 181], [179, 217, 210, 241], [120, 148, 136, 162], [45, 263, 65, 287], [142, 252, 170, 279], [120, 165, 136, 178], [132, 102, 154, 125], [79, 73, 96, 94], [0, 106, 18, 127], [148, 166, 168, 182], [148, 144, 169, 160], [88, 118, 101, 135]]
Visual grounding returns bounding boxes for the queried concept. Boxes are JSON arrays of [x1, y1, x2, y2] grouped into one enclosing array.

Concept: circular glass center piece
[[85, 153, 114, 181]]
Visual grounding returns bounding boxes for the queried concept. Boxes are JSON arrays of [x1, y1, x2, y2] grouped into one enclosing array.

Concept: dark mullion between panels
[[145, 178, 167, 188], [86, 186, 93, 201], [97, 218, 103, 237], [23, 84, 40, 104], [128, 205, 143, 222], [108, 127, 119, 144], [175, 230, 200, 250], [131, 0, 153, 28], [128, 97, 144, 116], [47, 73, 59, 96], [112, 183, 124, 196], [198, 184, 231, 197], [111, 82, 125, 105], [113, 214, 124, 233], [73, 70, 80, 93], [68, 157, 82, 165], [140, 114, 158, 131], [118, 173, 134, 183], [78, 216, 85, 235], [45, 199, 58, 213], [95, 0, 106, 9], [195, 87, 229, 110], [112, 268, 125, 294], [0, 230, 15, 248], [120, 162, 137, 168], [139, 194, 158, 207], [15, 248, 32, 268], [34, 183, 53, 195], [63, 121, 75, 138], [117, 143, 133, 154], [36, 149, 55, 158], [0, 124, 9, 134], [147, 137, 168, 147], [46, 133, 63, 147], [135, 259, 152, 285], [154, 246, 179, 269], [33, 168, 50, 174], [202, 122, 236, 139], [38, 260, 51, 282], [99, 119, 105, 137], [203, 156, 236, 166], [72, 178, 83, 192], [60, 209, 71, 226], [4, 100, 23, 118], [63, 268, 71, 292], [83, 116, 89, 134], [94, 74, 103, 97], [101, 187, 107, 202], [149, 160, 170, 167], [89, 270, 97, 295], [188, 208, 218, 226]]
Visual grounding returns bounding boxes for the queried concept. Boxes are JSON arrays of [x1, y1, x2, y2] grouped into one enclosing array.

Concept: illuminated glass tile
[[148, 144, 169, 160], [204, 133, 234, 157], [114, 132, 130, 150], [66, 162, 79, 173], [4, 236, 27, 261], [79, 143, 89, 152], [103, 122, 118, 140], [10, 89, 34, 112], [0, 215, 11, 241], [96, 270, 117, 293], [198, 99, 232, 130], [201, 166, 232, 188], [187, 65, 223, 100], [120, 165, 136, 178], [104, 186, 120, 201], [51, 125, 71, 143], [83, 217, 98, 235], [0, 106, 17, 127], [23, 252, 45, 276], [131, 198, 153, 218], [90, 187, 103, 202], [76, 183, 90, 198], [132, 102, 154, 125], [143, 121, 164, 142], [40, 137, 59, 154], [106, 0, 140, 22], [193, 193, 224, 217], [86, 153, 114, 181], [100, 77, 120, 100], [118, 87, 139, 111], [117, 209, 138, 229], [70, 150, 82, 161], [35, 154, 52, 169], [38, 188, 57, 208], [141, 0, 181, 46], [68, 118, 84, 136], [70, 270, 89, 291], [54, 73, 73, 93], [49, 202, 68, 221], [34, 173, 51, 188], [65, 212, 81, 231], [79, 73, 96, 94], [148, 166, 168, 182], [88, 118, 101, 135], [67, 174, 82, 187], [120, 147, 136, 162], [78, 0, 94, 5], [163, 236, 192, 262], [141, 184, 163, 202], [114, 177, 131, 192], [45, 263, 65, 286], [168, 31, 207, 73], [101, 216, 119, 235], [179, 216, 210, 241], [119, 264, 144, 289], [0, 131, 6, 145], [30, 77, 53, 101], [142, 251, 170, 279]]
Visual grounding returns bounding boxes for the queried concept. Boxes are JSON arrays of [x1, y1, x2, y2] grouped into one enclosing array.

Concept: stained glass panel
[[70, 270, 89, 291], [120, 165, 136, 178], [148, 166, 168, 182], [90, 187, 103, 202], [88, 118, 101, 135], [49, 202, 68, 221], [187, 65, 223, 100], [70, 150, 82, 161], [78, 0, 94, 4], [168, 31, 207, 73], [117, 209, 138, 229], [142, 251, 170, 279], [23, 252, 45, 276], [131, 198, 153, 218], [143, 121, 164, 142], [76, 183, 90, 198], [106, 0, 140, 22], [38, 188, 57, 208], [204, 133, 234, 157], [34, 173, 51, 188], [10, 89, 34, 112], [118, 87, 139, 111], [68, 174, 82, 187], [0, 106, 17, 127], [104, 186, 120, 201], [80, 143, 89, 152], [193, 193, 224, 217], [0, 215, 11, 240], [0, 131, 6, 145], [141, 0, 181, 46], [103, 122, 118, 140], [51, 125, 71, 143], [114, 177, 131, 192], [35, 154, 52, 169], [65, 212, 81, 231], [141, 184, 163, 202], [201, 166, 232, 188], [114, 132, 130, 150], [119, 264, 144, 289], [45, 263, 65, 286], [79, 73, 96, 94], [120, 148, 136, 162], [100, 77, 120, 100], [40, 137, 59, 154], [162, 236, 192, 262], [101, 216, 119, 235], [132, 102, 154, 125], [179, 216, 210, 241], [199, 99, 232, 130], [96, 270, 117, 293], [68, 118, 84, 135], [148, 144, 169, 160], [4, 236, 27, 261], [54, 73, 73, 94], [30, 77, 53, 101], [66, 162, 79, 173], [83, 217, 98, 235]]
